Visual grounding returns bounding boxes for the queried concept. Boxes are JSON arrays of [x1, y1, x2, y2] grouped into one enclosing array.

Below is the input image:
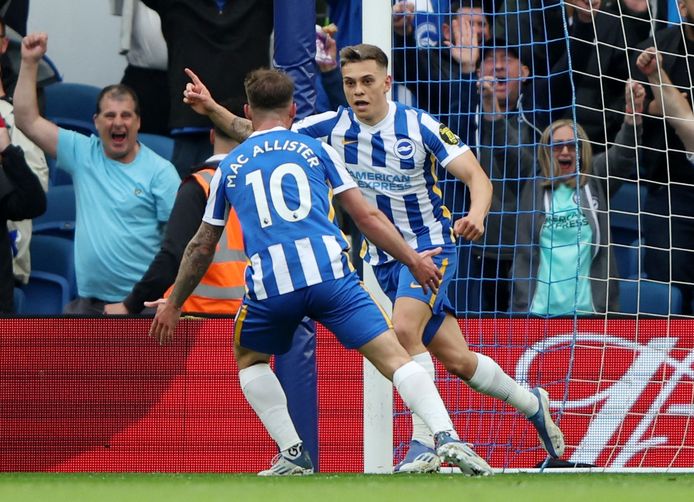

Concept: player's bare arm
[[148, 222, 223, 344], [183, 68, 253, 143], [337, 187, 442, 293], [445, 150, 493, 241]]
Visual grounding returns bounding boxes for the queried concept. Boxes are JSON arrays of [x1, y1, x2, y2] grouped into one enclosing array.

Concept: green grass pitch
[[1, 473, 693, 502]]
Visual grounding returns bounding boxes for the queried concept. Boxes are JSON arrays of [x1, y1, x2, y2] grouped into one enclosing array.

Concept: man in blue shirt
[[149, 68, 493, 477], [14, 32, 180, 313]]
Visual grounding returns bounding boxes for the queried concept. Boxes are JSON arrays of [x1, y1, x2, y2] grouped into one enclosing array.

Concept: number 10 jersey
[[203, 126, 357, 300]]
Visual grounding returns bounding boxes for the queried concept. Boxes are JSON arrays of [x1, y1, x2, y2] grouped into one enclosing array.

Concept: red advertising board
[[0, 317, 691, 471]]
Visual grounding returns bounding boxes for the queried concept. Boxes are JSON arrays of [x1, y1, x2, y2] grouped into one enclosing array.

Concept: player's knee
[[440, 349, 476, 380], [392, 319, 424, 352]]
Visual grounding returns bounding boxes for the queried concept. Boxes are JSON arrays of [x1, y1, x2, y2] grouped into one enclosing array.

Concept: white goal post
[[361, 0, 396, 475]]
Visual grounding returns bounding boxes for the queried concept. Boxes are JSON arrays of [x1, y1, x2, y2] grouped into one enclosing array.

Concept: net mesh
[[389, 0, 694, 470]]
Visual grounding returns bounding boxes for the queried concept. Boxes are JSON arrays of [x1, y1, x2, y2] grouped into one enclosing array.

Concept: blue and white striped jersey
[[203, 127, 357, 300], [292, 100, 469, 265]]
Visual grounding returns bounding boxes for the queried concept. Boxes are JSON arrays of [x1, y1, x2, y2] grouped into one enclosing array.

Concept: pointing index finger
[[184, 68, 201, 85]]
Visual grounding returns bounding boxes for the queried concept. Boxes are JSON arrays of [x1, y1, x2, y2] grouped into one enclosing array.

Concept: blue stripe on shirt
[[371, 132, 386, 168], [282, 242, 308, 291], [403, 193, 429, 249], [343, 113, 361, 165], [375, 194, 395, 263], [422, 153, 446, 222]]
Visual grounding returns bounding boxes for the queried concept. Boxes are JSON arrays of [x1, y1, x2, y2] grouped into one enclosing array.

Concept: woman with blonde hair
[[511, 82, 645, 315]]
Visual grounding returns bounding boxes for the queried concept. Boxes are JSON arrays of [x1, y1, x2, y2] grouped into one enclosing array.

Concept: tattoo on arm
[[168, 223, 224, 308]]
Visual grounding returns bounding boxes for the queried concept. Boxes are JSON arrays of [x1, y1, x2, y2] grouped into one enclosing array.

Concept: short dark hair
[[96, 84, 140, 116], [244, 68, 294, 111], [339, 44, 388, 69], [451, 0, 485, 12]]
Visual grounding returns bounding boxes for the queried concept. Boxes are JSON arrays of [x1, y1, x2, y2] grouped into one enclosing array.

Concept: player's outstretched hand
[[146, 298, 182, 345], [454, 215, 485, 241], [183, 68, 218, 117], [410, 247, 443, 294]]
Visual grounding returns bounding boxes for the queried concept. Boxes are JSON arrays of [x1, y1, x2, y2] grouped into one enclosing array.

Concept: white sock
[[393, 361, 458, 439], [410, 352, 436, 448], [467, 353, 539, 417], [239, 363, 302, 452]]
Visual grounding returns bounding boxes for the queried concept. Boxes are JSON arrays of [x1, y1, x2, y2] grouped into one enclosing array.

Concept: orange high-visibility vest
[[164, 168, 246, 314]]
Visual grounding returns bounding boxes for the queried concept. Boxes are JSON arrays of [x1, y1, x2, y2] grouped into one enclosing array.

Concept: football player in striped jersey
[[150, 68, 494, 477], [181, 45, 564, 472]]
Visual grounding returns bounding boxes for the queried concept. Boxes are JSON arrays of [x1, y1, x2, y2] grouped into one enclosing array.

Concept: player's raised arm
[[337, 187, 442, 293], [445, 150, 493, 241], [183, 68, 253, 143], [148, 221, 223, 344]]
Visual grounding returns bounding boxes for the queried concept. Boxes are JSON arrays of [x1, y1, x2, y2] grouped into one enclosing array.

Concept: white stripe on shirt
[[268, 243, 294, 294], [296, 238, 322, 286], [322, 235, 346, 279], [249, 253, 267, 300]]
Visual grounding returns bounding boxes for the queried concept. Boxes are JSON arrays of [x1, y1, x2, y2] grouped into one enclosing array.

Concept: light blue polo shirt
[[531, 184, 595, 316], [57, 129, 180, 301]]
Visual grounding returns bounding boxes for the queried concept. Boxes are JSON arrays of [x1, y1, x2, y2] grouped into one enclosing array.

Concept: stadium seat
[[13, 287, 25, 314], [19, 271, 71, 315], [139, 132, 175, 161], [609, 183, 647, 246], [29, 234, 77, 300], [44, 82, 100, 135], [612, 239, 642, 279], [32, 185, 76, 238], [618, 279, 683, 315], [47, 156, 73, 186]]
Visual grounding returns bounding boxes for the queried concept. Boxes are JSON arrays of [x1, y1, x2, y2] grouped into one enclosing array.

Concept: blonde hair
[[538, 119, 592, 188]]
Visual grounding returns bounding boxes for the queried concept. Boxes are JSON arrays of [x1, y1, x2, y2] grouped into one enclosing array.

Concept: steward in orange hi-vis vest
[[164, 167, 246, 314], [121, 154, 246, 315]]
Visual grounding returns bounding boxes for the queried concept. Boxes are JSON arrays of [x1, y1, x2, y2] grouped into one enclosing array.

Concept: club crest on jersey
[[394, 138, 416, 160], [439, 124, 459, 145]]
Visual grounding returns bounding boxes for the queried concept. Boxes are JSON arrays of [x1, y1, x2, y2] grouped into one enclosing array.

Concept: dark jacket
[[0, 145, 46, 312], [632, 26, 694, 189], [534, 5, 650, 148], [141, 0, 273, 131], [474, 104, 540, 260]]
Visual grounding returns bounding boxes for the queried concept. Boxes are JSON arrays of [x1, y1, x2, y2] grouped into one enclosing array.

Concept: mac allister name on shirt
[[225, 139, 319, 187], [346, 167, 412, 191]]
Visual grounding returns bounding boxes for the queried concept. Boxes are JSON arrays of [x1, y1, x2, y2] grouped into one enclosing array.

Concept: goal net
[[372, 0, 694, 471]]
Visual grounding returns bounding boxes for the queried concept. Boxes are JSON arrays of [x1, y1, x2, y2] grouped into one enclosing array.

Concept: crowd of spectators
[[392, 0, 694, 315]]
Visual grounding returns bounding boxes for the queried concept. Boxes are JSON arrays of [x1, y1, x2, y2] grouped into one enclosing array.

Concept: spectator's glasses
[[550, 141, 577, 152]]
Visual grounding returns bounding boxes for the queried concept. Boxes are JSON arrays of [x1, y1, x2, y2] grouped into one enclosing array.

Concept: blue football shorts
[[234, 271, 392, 355], [372, 247, 456, 346]]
